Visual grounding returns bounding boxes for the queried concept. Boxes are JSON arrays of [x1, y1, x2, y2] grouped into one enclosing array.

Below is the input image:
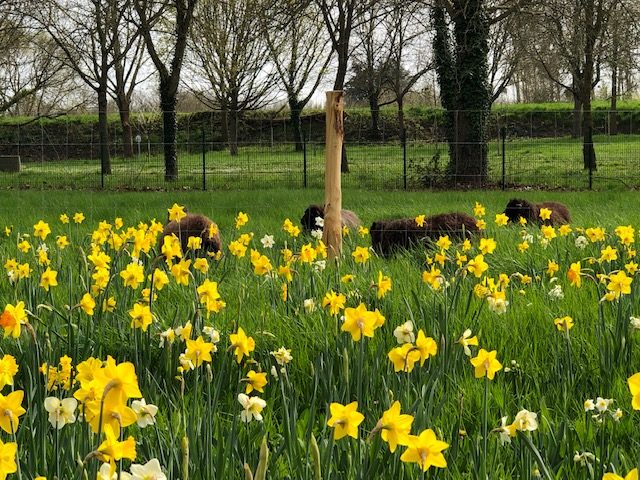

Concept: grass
[[1, 189, 640, 478], [2, 134, 640, 191]]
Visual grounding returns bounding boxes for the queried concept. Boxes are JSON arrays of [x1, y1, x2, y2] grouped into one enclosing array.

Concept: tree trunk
[[572, 92, 582, 139], [228, 107, 239, 156], [582, 12, 597, 171], [610, 62, 618, 136], [369, 93, 382, 140], [448, 0, 490, 186], [289, 100, 304, 152], [117, 95, 134, 158], [582, 97, 596, 171], [432, 6, 457, 181], [334, 45, 349, 173], [160, 85, 178, 181], [368, 93, 382, 140], [97, 88, 112, 175]]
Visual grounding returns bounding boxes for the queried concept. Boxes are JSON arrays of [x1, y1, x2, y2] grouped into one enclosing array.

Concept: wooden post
[[323, 91, 344, 260]]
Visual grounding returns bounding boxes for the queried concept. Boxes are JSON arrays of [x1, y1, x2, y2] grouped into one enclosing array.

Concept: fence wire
[[0, 109, 638, 190]]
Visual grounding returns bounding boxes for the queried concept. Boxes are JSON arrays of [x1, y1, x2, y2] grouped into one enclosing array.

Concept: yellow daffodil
[[322, 290, 346, 315], [327, 401, 364, 440], [375, 401, 413, 453], [185, 336, 214, 367], [479, 238, 496, 255], [495, 213, 509, 227], [341, 303, 377, 341], [0, 390, 26, 434], [539, 208, 552, 220], [120, 262, 145, 289], [235, 211, 249, 229], [467, 255, 489, 278], [470, 349, 502, 380], [553, 315, 574, 332], [244, 370, 268, 394], [229, 328, 255, 363], [376, 271, 392, 299], [607, 271, 632, 298], [352, 246, 370, 264], [400, 429, 448, 472], [567, 262, 582, 287], [0, 440, 17, 479], [0, 355, 18, 391], [33, 220, 51, 241]]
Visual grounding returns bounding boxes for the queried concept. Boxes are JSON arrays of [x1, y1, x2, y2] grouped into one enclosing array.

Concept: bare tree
[[262, 0, 332, 151], [109, 2, 148, 157], [315, 0, 374, 172], [531, 0, 619, 170], [383, 0, 432, 146], [0, 23, 63, 114], [190, 0, 277, 156], [351, 0, 390, 139], [134, 0, 197, 181], [31, 0, 141, 175]]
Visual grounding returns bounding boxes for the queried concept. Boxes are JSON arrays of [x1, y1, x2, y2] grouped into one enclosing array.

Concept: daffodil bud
[[255, 436, 269, 480], [243, 463, 254, 480], [342, 347, 349, 385], [206, 364, 213, 383], [310, 433, 321, 480], [181, 436, 189, 480]]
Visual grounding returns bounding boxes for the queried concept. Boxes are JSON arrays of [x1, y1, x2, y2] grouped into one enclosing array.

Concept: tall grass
[[0, 190, 638, 478]]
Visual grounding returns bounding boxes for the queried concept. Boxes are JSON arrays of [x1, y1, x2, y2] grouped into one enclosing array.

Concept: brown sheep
[[300, 204, 362, 232], [370, 212, 478, 256], [162, 212, 222, 255], [503, 199, 571, 226]]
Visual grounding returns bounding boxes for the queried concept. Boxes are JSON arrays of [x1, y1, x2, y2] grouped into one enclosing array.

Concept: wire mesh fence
[[0, 109, 639, 190]]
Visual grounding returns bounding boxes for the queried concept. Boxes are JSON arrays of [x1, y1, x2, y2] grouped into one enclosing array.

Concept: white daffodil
[[630, 316, 640, 330], [595, 397, 612, 412], [270, 347, 293, 366], [548, 284, 564, 300], [487, 296, 509, 315], [495, 416, 512, 445], [393, 321, 415, 344], [44, 397, 77, 429], [584, 399, 595, 411], [202, 326, 221, 343], [129, 459, 167, 480], [314, 216, 324, 228], [131, 398, 159, 428], [457, 329, 479, 357], [97, 463, 132, 480], [612, 408, 623, 421], [303, 298, 316, 313], [260, 235, 275, 249], [311, 229, 323, 240], [511, 409, 538, 433], [238, 393, 266, 423], [575, 236, 588, 249]]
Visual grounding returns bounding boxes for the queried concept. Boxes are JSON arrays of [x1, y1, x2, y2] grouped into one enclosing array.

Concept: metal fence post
[[303, 136, 308, 188], [202, 127, 206, 191], [500, 126, 506, 191]]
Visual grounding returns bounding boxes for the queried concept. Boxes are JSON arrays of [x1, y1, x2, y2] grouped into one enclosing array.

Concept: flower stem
[[481, 375, 488, 480]]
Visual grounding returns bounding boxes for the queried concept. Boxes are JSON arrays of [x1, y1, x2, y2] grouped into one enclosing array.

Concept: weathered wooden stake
[[322, 91, 344, 260]]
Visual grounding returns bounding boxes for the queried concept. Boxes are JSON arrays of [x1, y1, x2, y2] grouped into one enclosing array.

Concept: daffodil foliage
[[0, 200, 640, 479]]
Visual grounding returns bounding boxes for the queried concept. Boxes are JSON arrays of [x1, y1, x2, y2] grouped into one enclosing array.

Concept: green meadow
[[0, 189, 639, 479]]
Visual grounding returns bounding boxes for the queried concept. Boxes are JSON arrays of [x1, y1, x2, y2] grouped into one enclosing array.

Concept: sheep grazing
[[162, 213, 222, 255], [370, 212, 478, 256], [300, 204, 362, 232], [503, 199, 571, 226]]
